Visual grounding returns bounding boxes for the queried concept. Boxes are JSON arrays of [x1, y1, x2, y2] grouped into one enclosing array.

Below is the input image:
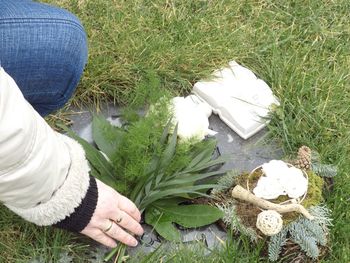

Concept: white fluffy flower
[[253, 177, 284, 199], [284, 167, 308, 198], [171, 96, 214, 141], [253, 160, 308, 200], [262, 160, 288, 179]]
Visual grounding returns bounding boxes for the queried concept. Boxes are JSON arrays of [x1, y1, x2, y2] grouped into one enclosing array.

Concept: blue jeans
[[0, 0, 87, 116]]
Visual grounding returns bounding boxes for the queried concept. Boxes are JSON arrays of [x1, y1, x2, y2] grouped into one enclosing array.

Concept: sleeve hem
[[54, 175, 98, 232], [5, 134, 91, 226]]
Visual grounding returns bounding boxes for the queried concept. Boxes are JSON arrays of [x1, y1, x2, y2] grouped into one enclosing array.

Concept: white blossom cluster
[[253, 160, 308, 200], [170, 95, 215, 140]]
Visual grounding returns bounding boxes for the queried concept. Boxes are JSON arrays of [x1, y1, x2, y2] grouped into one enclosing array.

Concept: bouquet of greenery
[[62, 109, 228, 262]]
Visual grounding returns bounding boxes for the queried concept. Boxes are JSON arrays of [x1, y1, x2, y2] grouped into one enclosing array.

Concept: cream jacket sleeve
[[0, 67, 97, 230]]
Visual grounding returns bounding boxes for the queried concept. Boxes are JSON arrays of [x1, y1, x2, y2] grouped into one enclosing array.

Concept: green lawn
[[1, 0, 349, 262]]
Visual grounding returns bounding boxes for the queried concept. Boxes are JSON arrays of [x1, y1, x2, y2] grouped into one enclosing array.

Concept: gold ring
[[103, 219, 113, 233], [115, 217, 122, 224]]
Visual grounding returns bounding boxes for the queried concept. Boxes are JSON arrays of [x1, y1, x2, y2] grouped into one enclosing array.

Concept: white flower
[[253, 177, 284, 199], [170, 97, 213, 141], [253, 160, 308, 200], [262, 160, 289, 179], [284, 167, 308, 198]]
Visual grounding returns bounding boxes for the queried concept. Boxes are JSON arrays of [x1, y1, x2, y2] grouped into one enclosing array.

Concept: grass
[[0, 0, 349, 262]]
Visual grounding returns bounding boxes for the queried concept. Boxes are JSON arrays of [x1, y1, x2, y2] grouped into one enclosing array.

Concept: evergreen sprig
[[311, 150, 338, 178], [267, 205, 332, 261], [268, 228, 288, 261], [215, 201, 258, 242]]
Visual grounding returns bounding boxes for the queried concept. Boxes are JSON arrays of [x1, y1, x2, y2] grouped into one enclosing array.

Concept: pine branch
[[289, 221, 320, 259], [268, 228, 288, 261], [309, 205, 333, 231], [211, 170, 238, 196], [298, 218, 327, 246], [311, 163, 337, 178], [215, 201, 258, 242]]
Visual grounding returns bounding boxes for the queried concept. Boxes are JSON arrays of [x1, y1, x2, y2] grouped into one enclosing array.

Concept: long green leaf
[[145, 207, 181, 242], [152, 203, 224, 228], [140, 184, 218, 209], [185, 156, 230, 173], [187, 139, 217, 168], [159, 123, 178, 171], [92, 114, 125, 158], [59, 124, 117, 188], [158, 170, 225, 188]]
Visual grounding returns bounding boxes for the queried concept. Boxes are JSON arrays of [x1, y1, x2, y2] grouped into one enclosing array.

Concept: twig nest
[[256, 210, 283, 236], [253, 160, 308, 200]]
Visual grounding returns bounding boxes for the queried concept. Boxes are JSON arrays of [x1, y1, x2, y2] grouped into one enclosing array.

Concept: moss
[[302, 170, 324, 208]]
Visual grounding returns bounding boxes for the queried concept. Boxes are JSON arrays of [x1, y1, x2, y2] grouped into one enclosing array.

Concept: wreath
[[210, 146, 336, 262]]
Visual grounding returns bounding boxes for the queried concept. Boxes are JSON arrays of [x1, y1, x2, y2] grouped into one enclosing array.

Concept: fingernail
[[132, 240, 138, 247]]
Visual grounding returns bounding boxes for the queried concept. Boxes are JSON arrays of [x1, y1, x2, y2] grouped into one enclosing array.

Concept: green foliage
[[268, 228, 288, 261], [87, 115, 228, 261], [268, 205, 332, 261], [312, 163, 338, 178], [311, 150, 338, 178], [289, 221, 320, 259], [110, 101, 171, 194], [211, 170, 239, 196], [145, 199, 223, 241], [92, 114, 125, 158], [215, 201, 258, 243], [59, 124, 119, 189]]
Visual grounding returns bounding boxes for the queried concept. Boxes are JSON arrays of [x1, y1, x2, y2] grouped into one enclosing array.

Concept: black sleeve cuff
[[53, 175, 98, 233]]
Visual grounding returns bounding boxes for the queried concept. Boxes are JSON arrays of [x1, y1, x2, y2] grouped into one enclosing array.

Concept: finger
[[114, 210, 144, 236], [117, 195, 141, 222], [104, 220, 138, 247], [81, 227, 117, 248]]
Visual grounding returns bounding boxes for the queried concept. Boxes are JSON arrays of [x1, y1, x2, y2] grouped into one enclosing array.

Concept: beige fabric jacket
[[0, 67, 90, 225]]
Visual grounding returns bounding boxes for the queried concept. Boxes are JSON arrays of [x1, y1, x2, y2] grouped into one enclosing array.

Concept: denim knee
[[0, 1, 88, 116]]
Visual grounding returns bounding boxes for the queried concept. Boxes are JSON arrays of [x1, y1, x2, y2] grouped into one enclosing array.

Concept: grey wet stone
[[209, 114, 283, 172], [66, 104, 283, 257]]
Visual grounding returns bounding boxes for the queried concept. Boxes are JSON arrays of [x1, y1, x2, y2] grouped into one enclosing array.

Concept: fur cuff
[[6, 134, 90, 226]]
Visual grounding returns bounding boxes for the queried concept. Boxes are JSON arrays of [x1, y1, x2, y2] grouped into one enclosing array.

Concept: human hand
[[81, 179, 144, 247]]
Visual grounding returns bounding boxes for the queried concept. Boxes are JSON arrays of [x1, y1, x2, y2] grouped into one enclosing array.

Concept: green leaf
[[186, 156, 230, 173], [58, 124, 117, 189], [160, 170, 225, 188], [152, 202, 224, 228], [92, 114, 125, 158], [159, 123, 178, 171], [139, 184, 218, 209], [145, 199, 223, 241], [187, 139, 217, 168], [145, 207, 181, 242]]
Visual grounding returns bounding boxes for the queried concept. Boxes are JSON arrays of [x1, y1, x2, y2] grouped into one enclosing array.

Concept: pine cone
[[294, 145, 311, 170]]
